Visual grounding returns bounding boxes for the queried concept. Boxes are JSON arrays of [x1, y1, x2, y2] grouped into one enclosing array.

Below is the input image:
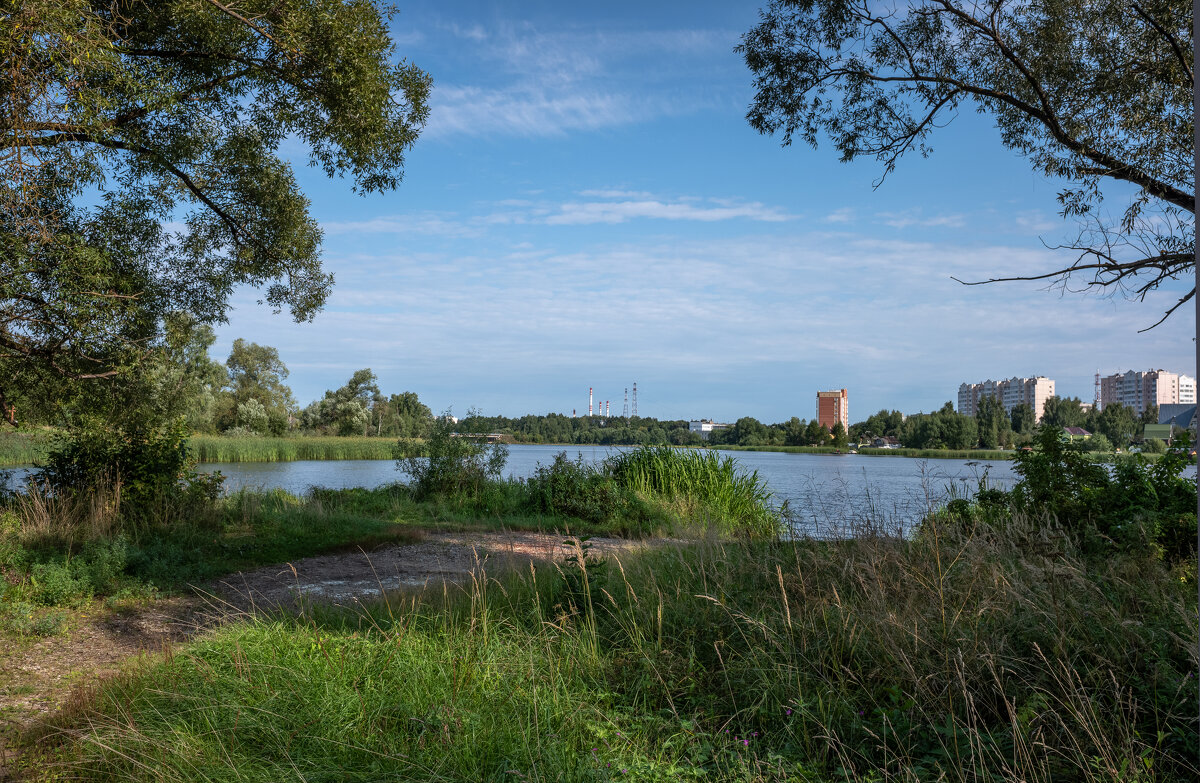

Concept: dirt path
[[0, 530, 645, 777]]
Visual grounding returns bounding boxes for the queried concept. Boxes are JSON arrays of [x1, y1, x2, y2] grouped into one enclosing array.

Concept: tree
[[1041, 396, 1087, 429], [223, 339, 294, 434], [1009, 403, 1037, 437], [1, 0, 431, 421], [1090, 402, 1139, 448], [829, 421, 849, 448], [740, 0, 1192, 325], [975, 396, 1012, 449], [302, 368, 381, 435]]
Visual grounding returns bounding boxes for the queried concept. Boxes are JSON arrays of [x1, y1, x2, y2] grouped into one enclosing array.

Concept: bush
[[395, 412, 508, 502], [1142, 437, 1167, 454], [945, 426, 1197, 564], [524, 452, 624, 524], [1084, 433, 1112, 452]]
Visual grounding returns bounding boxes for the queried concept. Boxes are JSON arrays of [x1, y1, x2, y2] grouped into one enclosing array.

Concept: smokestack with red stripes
[[589, 387, 593, 417]]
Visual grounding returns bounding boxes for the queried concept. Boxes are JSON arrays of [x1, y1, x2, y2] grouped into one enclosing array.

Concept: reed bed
[[187, 435, 401, 462], [605, 446, 780, 537], [0, 431, 52, 466]]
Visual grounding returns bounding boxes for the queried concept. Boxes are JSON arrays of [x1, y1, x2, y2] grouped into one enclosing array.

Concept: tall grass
[[605, 446, 780, 537], [0, 431, 52, 466], [188, 435, 400, 462], [47, 515, 1198, 782]]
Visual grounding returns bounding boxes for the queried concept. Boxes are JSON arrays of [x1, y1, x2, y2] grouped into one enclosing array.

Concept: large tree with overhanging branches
[[739, 0, 1191, 326], [0, 0, 430, 424]]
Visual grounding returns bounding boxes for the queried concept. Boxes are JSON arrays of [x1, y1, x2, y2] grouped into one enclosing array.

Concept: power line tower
[[622, 388, 629, 418], [631, 382, 638, 417]]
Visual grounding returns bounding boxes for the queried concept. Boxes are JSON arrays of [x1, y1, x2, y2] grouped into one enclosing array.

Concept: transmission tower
[[622, 388, 629, 418], [631, 382, 638, 417]]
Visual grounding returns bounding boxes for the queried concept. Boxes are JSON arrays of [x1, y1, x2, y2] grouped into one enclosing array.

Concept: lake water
[[2, 445, 1017, 534], [193, 445, 1017, 534]]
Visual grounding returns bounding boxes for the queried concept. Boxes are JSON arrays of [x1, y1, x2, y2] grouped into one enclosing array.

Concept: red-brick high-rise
[[816, 389, 848, 430]]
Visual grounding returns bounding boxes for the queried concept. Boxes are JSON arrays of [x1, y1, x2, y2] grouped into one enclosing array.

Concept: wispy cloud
[[218, 229, 1193, 418], [543, 198, 794, 225], [876, 209, 967, 229], [429, 85, 640, 137], [421, 20, 736, 138]]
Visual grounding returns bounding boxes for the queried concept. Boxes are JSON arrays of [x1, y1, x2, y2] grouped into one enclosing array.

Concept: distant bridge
[[449, 432, 507, 443]]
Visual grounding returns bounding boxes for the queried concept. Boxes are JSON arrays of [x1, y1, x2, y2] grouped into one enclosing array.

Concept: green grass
[[0, 430, 53, 466], [605, 446, 780, 537], [41, 515, 1199, 782], [187, 435, 401, 462]]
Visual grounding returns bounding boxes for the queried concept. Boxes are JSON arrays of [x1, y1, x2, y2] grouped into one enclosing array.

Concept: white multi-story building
[[958, 376, 1056, 422], [1099, 369, 1197, 415], [688, 420, 731, 440]]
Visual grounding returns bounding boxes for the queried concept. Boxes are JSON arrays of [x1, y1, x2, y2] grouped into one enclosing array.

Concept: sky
[[213, 0, 1195, 424]]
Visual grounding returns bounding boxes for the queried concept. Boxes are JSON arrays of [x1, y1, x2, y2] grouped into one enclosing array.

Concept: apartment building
[[1098, 369, 1198, 415], [816, 389, 849, 430], [958, 376, 1055, 421]]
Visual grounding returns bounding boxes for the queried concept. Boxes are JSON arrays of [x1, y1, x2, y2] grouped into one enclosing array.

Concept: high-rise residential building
[[816, 389, 848, 430], [1098, 369, 1197, 414], [958, 376, 1055, 421]]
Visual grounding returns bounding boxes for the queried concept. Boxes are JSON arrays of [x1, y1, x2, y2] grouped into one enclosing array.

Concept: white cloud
[[543, 199, 793, 225], [876, 209, 967, 229], [428, 85, 640, 137]]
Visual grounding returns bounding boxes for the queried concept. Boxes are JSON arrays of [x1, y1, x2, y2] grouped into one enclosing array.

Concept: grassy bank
[[37, 515, 1199, 782], [0, 431, 52, 466], [188, 435, 399, 462]]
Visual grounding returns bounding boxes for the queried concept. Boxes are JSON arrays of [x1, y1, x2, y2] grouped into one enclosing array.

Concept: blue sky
[[214, 0, 1195, 423]]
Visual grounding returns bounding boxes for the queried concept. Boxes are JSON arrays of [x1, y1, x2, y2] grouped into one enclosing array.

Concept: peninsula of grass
[[187, 434, 401, 462]]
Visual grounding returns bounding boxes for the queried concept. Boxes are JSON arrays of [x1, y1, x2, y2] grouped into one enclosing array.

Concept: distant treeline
[[8, 329, 1162, 455]]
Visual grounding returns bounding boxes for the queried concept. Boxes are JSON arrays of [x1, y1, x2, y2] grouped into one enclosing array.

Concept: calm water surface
[[3, 444, 1017, 532], [190, 444, 1017, 533]]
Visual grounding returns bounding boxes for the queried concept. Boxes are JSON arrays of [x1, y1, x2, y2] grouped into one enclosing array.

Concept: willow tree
[[0, 0, 430, 423], [739, 0, 1191, 326]]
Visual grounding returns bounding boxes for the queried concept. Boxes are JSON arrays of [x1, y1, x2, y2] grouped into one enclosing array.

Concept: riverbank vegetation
[[3, 423, 1197, 780]]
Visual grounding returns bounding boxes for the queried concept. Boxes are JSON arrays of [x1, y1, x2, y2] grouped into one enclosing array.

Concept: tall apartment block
[[816, 389, 849, 430], [958, 376, 1055, 421], [1098, 369, 1197, 415]]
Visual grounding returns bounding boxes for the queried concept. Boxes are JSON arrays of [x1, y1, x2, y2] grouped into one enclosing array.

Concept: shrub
[[605, 446, 781, 537], [395, 412, 508, 501], [524, 452, 624, 524]]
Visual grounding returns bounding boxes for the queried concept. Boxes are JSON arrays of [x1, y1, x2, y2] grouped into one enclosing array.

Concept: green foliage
[[219, 339, 295, 435], [1142, 437, 1167, 454], [188, 434, 399, 462], [953, 427, 1197, 564], [300, 368, 380, 435], [740, 0, 1193, 320], [36, 420, 199, 509], [524, 452, 623, 524], [3, 0, 430, 424], [901, 402, 979, 449], [1084, 433, 1113, 452], [605, 447, 780, 538], [396, 413, 509, 502]]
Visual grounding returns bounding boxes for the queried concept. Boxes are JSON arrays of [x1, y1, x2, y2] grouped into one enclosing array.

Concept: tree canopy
[[739, 0, 1192, 325], [1, 0, 430, 421]]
